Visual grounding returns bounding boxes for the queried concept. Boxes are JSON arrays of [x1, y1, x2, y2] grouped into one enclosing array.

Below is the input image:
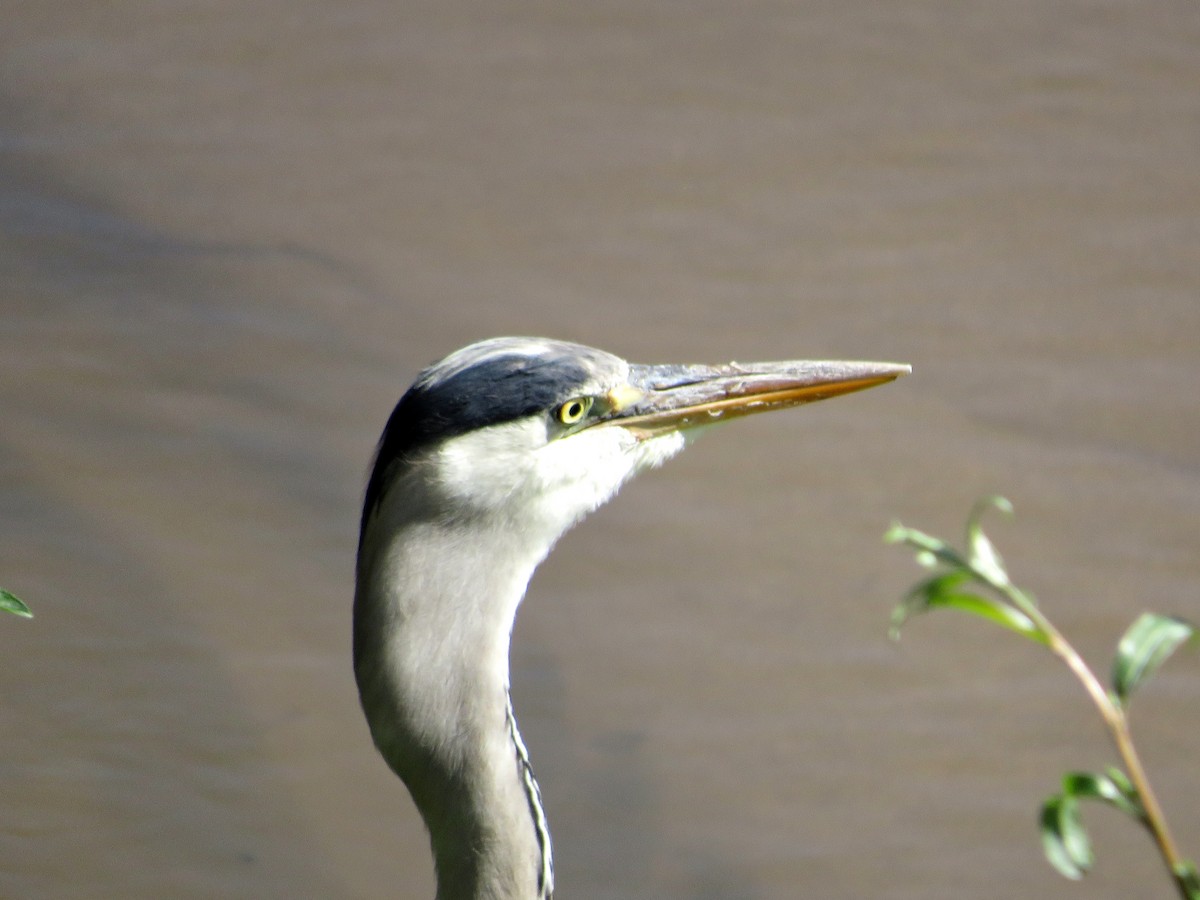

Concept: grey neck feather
[[355, 467, 557, 900]]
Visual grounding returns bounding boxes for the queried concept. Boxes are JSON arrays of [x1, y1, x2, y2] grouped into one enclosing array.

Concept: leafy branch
[[887, 497, 1198, 899]]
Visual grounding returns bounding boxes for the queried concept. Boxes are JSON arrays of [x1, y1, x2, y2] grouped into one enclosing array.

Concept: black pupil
[[567, 402, 581, 418]]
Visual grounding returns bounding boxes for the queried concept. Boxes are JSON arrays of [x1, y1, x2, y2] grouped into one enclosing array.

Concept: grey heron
[[354, 337, 909, 900]]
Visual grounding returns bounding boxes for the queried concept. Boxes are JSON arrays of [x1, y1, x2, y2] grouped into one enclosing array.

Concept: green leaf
[[965, 495, 1013, 586], [890, 570, 970, 638], [1, 587, 32, 618], [1061, 770, 1142, 819], [1111, 612, 1196, 705], [1103, 766, 1136, 800], [1040, 794, 1093, 880], [884, 523, 970, 571], [889, 569, 1048, 645], [929, 593, 1047, 644]]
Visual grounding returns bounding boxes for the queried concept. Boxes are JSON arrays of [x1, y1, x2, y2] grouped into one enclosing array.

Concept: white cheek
[[429, 419, 691, 537], [533, 428, 636, 503], [529, 427, 689, 520], [432, 419, 549, 512]]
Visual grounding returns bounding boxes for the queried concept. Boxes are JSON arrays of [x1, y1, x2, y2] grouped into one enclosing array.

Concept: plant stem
[[1015, 594, 1190, 898]]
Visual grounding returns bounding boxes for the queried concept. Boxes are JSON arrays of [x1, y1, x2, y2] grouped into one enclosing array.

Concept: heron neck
[[355, 507, 555, 900]]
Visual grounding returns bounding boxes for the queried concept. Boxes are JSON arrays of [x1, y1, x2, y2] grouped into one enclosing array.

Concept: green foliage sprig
[[887, 497, 1198, 899]]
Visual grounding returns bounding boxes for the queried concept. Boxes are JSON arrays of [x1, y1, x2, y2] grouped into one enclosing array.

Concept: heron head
[[362, 337, 908, 541]]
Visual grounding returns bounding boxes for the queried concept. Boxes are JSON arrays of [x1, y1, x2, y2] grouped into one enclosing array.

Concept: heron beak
[[601, 358, 911, 438]]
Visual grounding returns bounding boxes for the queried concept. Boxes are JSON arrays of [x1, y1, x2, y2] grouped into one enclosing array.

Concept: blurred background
[[2, 2, 1198, 898]]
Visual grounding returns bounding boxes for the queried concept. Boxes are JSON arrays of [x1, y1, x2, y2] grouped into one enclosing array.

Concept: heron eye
[[557, 397, 593, 425]]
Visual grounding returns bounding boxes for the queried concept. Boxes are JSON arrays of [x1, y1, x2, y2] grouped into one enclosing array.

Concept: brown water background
[[3, 2, 1199, 898]]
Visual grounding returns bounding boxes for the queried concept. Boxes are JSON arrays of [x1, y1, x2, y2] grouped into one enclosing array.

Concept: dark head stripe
[[361, 349, 599, 533]]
